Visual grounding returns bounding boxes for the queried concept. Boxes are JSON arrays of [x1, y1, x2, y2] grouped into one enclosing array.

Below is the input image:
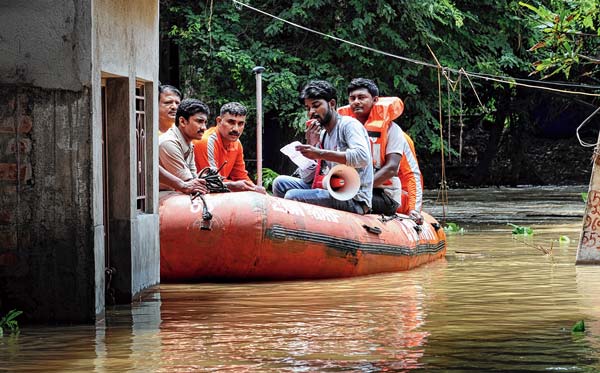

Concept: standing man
[[158, 84, 182, 135], [194, 102, 265, 193], [338, 78, 423, 221], [159, 98, 209, 193], [272, 80, 373, 214]]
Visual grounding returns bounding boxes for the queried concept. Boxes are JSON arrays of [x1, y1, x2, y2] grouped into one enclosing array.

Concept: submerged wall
[[0, 0, 160, 323], [0, 1, 96, 322]]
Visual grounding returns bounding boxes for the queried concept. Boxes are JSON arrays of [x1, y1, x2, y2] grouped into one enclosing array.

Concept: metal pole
[[253, 66, 265, 187]]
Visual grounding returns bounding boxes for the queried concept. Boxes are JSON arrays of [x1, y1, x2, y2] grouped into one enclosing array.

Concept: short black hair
[[175, 99, 209, 127], [347, 78, 379, 97], [220, 102, 247, 116], [159, 84, 182, 99], [299, 80, 337, 105]]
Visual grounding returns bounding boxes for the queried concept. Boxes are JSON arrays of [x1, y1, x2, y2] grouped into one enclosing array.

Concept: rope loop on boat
[[198, 164, 231, 193], [190, 162, 231, 230]]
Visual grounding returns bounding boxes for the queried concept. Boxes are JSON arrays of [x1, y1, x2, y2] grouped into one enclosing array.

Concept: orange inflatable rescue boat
[[160, 191, 446, 281]]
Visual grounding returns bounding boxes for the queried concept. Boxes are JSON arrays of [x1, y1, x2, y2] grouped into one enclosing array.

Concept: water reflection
[[1, 186, 600, 372], [156, 266, 444, 372]]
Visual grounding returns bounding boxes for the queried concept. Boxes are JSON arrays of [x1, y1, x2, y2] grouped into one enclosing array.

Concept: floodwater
[[2, 185, 600, 372]]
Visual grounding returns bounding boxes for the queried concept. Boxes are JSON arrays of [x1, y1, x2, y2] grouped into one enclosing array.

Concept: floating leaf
[[559, 236, 570, 244], [582, 192, 588, 202], [572, 320, 585, 332], [444, 222, 465, 235], [507, 223, 534, 236]]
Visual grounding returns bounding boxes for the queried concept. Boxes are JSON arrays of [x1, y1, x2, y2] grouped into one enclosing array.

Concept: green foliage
[[572, 319, 585, 333], [519, 0, 600, 79], [582, 192, 588, 202], [259, 167, 280, 194], [163, 0, 536, 172], [444, 222, 465, 234], [508, 222, 534, 235], [0, 309, 22, 337]]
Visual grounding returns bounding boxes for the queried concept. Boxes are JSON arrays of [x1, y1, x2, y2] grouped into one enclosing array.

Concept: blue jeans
[[272, 175, 366, 214]]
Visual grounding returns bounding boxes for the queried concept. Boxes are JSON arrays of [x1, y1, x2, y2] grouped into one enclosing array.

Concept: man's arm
[[217, 143, 265, 193], [159, 165, 207, 194], [374, 153, 402, 187], [297, 119, 370, 167]]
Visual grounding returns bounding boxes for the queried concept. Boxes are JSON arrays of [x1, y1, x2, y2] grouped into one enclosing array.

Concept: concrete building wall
[[0, 0, 160, 322], [92, 0, 160, 304], [0, 1, 96, 322], [0, 1, 91, 91]]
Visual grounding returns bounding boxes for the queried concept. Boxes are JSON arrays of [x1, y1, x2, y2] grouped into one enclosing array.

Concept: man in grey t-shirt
[[272, 80, 373, 215]]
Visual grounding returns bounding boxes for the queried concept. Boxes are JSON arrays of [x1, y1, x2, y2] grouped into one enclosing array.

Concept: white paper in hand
[[280, 141, 317, 171]]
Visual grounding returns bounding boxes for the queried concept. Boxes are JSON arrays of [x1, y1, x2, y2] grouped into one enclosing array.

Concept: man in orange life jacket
[[194, 102, 265, 193], [338, 78, 423, 222]]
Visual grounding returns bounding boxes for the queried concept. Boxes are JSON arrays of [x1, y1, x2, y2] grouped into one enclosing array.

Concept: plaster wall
[[92, 0, 160, 303], [0, 1, 92, 90], [0, 0, 160, 322]]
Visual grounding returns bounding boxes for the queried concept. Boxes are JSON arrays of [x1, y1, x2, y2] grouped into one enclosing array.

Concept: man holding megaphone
[[272, 80, 374, 215]]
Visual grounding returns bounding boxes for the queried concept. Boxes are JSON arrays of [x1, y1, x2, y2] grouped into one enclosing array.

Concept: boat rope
[[576, 106, 600, 148], [191, 163, 231, 230], [198, 163, 231, 193], [428, 45, 448, 223], [267, 224, 445, 257]]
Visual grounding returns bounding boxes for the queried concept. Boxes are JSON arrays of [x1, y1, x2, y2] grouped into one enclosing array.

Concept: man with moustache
[[194, 102, 265, 193], [272, 80, 373, 214], [157, 85, 207, 194], [159, 98, 210, 191], [158, 84, 182, 135]]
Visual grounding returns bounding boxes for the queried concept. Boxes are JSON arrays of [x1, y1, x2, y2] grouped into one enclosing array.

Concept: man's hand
[[226, 180, 265, 193], [409, 209, 423, 225], [295, 144, 322, 160], [305, 120, 321, 146], [253, 185, 267, 194], [179, 178, 208, 195]]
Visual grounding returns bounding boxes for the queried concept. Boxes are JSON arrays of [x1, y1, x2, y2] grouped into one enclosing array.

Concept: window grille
[[135, 83, 147, 212]]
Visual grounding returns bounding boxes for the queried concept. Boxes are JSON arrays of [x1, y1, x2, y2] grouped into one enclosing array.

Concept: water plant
[[572, 320, 585, 333], [507, 223, 533, 236], [581, 192, 588, 203], [0, 309, 22, 337], [559, 236, 570, 245], [444, 222, 465, 235]]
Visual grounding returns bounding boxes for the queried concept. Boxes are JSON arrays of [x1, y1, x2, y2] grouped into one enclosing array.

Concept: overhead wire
[[231, 0, 600, 98]]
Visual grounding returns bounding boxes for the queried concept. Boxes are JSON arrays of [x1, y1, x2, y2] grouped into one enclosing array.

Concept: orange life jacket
[[338, 97, 404, 171], [338, 97, 423, 213]]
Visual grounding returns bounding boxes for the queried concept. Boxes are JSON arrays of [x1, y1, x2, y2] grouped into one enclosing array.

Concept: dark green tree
[[161, 0, 597, 186]]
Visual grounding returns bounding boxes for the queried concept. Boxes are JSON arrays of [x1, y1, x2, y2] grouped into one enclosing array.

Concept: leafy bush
[[0, 309, 22, 337]]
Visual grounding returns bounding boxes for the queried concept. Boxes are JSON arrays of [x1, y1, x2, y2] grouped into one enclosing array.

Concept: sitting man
[[158, 84, 182, 135], [272, 80, 373, 215], [159, 98, 209, 193], [338, 78, 423, 222], [194, 102, 265, 193], [157, 85, 206, 195]]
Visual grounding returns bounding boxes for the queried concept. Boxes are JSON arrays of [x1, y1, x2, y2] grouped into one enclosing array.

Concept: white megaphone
[[322, 164, 361, 201]]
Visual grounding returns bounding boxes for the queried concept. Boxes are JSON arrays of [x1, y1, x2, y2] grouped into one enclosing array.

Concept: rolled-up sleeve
[[343, 121, 371, 168]]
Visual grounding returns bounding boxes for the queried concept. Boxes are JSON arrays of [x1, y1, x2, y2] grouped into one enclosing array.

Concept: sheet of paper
[[280, 141, 317, 170]]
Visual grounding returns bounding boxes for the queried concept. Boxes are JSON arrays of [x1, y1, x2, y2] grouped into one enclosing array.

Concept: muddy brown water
[[2, 186, 600, 372]]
